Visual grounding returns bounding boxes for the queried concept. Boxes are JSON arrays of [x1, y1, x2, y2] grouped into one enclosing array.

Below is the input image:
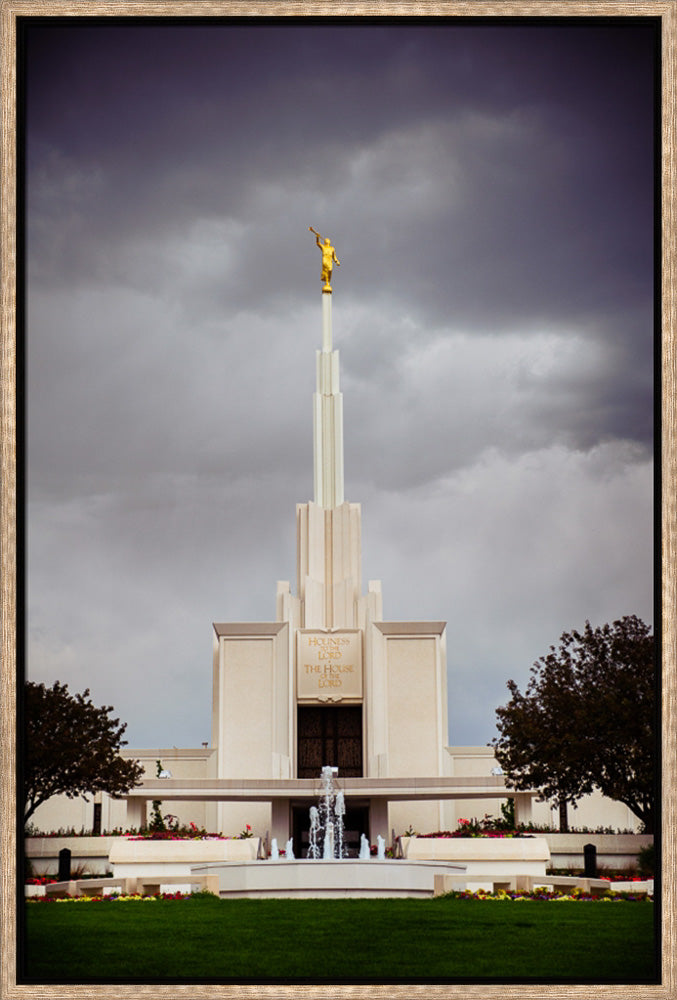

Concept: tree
[[23, 681, 145, 825], [491, 616, 656, 833]]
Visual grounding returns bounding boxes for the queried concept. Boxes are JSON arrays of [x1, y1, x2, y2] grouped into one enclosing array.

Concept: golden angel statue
[[309, 227, 340, 292]]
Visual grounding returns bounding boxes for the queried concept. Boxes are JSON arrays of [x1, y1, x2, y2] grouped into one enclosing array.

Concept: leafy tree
[[23, 681, 144, 825], [491, 616, 656, 833]]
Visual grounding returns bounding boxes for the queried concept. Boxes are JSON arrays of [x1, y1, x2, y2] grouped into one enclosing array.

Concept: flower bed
[[26, 820, 255, 840], [127, 832, 229, 841], [26, 885, 652, 904], [410, 816, 641, 839], [25, 823, 259, 879], [26, 891, 198, 903], [415, 819, 518, 839], [438, 887, 652, 903], [405, 820, 652, 874], [599, 875, 646, 882]]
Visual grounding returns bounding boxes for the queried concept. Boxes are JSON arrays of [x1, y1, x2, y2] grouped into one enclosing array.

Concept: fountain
[[308, 805, 321, 859], [308, 765, 347, 860], [335, 789, 346, 860], [191, 765, 469, 895]]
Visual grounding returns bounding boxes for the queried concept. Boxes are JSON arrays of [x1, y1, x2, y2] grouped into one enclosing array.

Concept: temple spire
[[310, 228, 344, 509], [313, 291, 344, 508], [281, 230, 377, 630]]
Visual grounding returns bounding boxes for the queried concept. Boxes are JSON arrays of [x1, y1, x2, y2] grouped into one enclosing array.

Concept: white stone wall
[[27, 748, 216, 835], [211, 622, 291, 836], [27, 747, 645, 839], [442, 747, 643, 834]]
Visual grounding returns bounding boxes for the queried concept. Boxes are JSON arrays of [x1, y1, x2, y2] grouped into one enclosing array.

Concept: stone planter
[[109, 837, 263, 879], [399, 836, 550, 875], [601, 879, 653, 894], [25, 884, 47, 897]]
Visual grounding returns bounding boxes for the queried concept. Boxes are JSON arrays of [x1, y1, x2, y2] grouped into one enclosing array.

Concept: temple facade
[[209, 287, 451, 852]]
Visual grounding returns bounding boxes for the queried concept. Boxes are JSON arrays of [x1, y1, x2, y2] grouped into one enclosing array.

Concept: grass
[[23, 894, 657, 984]]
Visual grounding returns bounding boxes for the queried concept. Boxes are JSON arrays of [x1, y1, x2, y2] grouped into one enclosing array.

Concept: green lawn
[[23, 895, 657, 983]]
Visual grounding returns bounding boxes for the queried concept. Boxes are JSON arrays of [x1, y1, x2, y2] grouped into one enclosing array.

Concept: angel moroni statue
[[309, 227, 340, 293]]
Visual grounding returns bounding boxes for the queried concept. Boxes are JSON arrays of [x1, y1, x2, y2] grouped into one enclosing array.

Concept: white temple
[[210, 278, 452, 852], [31, 239, 642, 847]]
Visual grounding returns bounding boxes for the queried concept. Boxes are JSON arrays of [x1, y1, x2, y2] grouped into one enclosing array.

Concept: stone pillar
[[125, 797, 147, 831], [271, 798, 291, 848], [369, 798, 389, 846], [514, 792, 533, 826]]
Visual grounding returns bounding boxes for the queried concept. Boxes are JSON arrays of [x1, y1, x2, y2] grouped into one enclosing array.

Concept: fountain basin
[[190, 860, 467, 899]]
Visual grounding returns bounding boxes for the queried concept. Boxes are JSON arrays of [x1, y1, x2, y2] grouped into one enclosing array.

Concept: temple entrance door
[[291, 803, 370, 859], [297, 705, 363, 778], [294, 705, 366, 858]]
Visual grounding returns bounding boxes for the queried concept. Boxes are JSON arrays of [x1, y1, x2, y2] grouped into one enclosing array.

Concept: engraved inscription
[[297, 631, 362, 701]]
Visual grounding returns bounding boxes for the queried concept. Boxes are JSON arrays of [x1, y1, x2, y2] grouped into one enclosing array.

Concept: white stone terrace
[[129, 774, 529, 801], [124, 776, 537, 840]]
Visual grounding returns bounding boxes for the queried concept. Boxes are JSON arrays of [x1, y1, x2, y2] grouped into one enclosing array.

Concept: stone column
[[125, 797, 147, 831], [271, 798, 291, 849], [514, 792, 533, 826], [369, 798, 389, 846]]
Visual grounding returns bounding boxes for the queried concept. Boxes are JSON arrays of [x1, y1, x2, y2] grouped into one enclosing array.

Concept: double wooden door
[[297, 705, 363, 778]]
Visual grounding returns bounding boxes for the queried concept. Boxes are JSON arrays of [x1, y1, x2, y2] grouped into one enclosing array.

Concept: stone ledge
[[432, 873, 647, 897], [401, 836, 550, 865], [109, 837, 262, 869], [191, 860, 467, 899], [542, 833, 652, 852], [26, 836, 117, 858], [38, 874, 220, 897]]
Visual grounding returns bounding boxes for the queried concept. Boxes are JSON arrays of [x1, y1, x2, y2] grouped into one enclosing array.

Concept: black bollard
[[583, 842, 597, 878], [58, 847, 71, 882]]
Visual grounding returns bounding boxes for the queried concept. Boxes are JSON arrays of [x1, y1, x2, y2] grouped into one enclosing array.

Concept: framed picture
[[2, 4, 672, 996]]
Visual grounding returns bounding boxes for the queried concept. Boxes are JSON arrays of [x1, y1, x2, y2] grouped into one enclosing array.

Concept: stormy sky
[[24, 19, 656, 750]]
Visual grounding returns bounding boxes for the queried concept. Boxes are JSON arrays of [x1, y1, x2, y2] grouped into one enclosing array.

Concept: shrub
[[637, 843, 655, 878], [410, 816, 641, 838]]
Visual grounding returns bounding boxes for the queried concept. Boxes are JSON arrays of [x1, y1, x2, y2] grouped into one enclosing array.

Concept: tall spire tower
[[274, 230, 382, 632], [213, 230, 448, 838], [313, 292, 344, 508]]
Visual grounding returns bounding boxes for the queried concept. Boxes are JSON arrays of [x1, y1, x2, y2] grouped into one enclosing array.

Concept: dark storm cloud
[[26, 23, 654, 455], [27, 23, 654, 318], [24, 21, 655, 748]]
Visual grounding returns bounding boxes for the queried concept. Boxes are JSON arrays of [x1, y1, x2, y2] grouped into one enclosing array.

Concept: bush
[[409, 815, 641, 839], [637, 843, 655, 878]]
